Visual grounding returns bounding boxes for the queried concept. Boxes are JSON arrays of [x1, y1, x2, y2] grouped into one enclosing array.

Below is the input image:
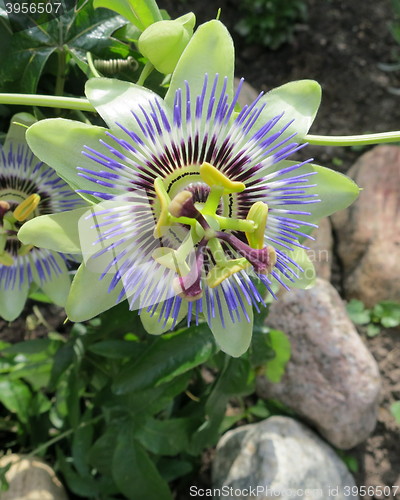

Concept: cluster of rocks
[[212, 99, 400, 498]]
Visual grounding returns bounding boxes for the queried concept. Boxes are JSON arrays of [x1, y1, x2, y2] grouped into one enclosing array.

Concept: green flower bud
[[138, 13, 196, 75]]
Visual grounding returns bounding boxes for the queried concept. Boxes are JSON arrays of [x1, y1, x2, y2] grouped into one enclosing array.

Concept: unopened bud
[[138, 13, 196, 74]]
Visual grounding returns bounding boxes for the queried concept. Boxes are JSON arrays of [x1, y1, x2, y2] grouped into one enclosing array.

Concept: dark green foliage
[[0, 302, 288, 498], [234, 0, 307, 49]]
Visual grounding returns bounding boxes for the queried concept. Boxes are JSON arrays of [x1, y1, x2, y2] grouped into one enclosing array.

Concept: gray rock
[[306, 217, 333, 280], [212, 416, 359, 499], [331, 145, 400, 306], [257, 278, 381, 449], [0, 454, 68, 499]]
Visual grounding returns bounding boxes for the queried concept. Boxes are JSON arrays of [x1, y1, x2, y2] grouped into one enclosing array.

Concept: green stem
[[86, 51, 101, 78], [55, 49, 66, 97], [305, 131, 400, 146], [136, 61, 154, 86], [25, 415, 103, 459], [0, 93, 95, 112]]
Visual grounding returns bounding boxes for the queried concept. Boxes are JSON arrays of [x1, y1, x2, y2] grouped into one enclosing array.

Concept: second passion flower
[[19, 75, 359, 356]]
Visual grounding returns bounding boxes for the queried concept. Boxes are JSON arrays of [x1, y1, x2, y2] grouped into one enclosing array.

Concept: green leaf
[[57, 448, 100, 498], [93, 0, 162, 31], [0, 1, 128, 93], [366, 323, 381, 337], [165, 20, 234, 109], [248, 399, 270, 419], [135, 417, 193, 456], [190, 357, 254, 452], [265, 329, 291, 383], [18, 207, 89, 254], [157, 458, 193, 482], [3, 338, 52, 355], [112, 425, 173, 500], [0, 378, 32, 423], [112, 324, 216, 394], [48, 343, 75, 390], [390, 401, 400, 425], [88, 339, 145, 359], [89, 424, 120, 475], [346, 299, 371, 325], [251, 80, 321, 143], [72, 418, 94, 477]]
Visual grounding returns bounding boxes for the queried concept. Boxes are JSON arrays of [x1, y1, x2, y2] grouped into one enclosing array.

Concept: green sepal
[[4, 112, 37, 150], [280, 247, 316, 290], [140, 300, 188, 335], [207, 287, 254, 357], [165, 20, 234, 109], [85, 77, 166, 132], [18, 207, 89, 254], [26, 119, 115, 201], [0, 280, 30, 321], [66, 263, 125, 322], [39, 254, 71, 306], [252, 80, 322, 144], [269, 161, 360, 224]]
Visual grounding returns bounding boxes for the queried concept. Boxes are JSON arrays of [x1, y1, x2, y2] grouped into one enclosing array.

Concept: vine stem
[[305, 131, 400, 146], [25, 415, 103, 459], [1, 91, 400, 148], [0, 94, 95, 112]]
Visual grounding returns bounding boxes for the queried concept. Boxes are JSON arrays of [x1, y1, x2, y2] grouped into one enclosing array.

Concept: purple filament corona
[[78, 74, 319, 328]]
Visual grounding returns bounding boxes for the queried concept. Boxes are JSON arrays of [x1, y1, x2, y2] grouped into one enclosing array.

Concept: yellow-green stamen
[[13, 194, 41, 222], [245, 201, 269, 249]]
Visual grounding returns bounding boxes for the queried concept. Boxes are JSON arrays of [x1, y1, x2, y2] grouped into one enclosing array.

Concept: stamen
[[13, 194, 41, 222], [200, 162, 245, 194], [207, 258, 250, 288], [245, 201, 269, 249]]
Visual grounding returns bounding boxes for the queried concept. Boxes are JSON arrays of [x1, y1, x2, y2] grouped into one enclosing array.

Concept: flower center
[[0, 194, 40, 265], [151, 162, 277, 301]]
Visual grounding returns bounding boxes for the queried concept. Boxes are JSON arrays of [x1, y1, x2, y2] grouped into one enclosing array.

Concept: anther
[[13, 194, 41, 222]]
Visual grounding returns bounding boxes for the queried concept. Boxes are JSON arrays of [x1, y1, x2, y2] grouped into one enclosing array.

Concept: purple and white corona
[[0, 141, 84, 320]]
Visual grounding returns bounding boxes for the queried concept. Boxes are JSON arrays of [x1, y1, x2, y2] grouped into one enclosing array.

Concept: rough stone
[[0, 454, 68, 500], [257, 278, 381, 449], [306, 217, 333, 280], [331, 145, 400, 306], [212, 416, 359, 500]]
